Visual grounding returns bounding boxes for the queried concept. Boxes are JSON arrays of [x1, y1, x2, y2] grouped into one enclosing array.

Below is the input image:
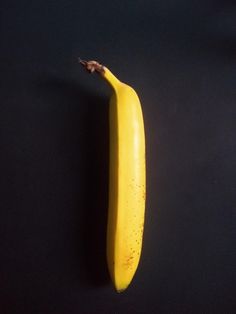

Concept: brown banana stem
[[78, 58, 105, 74]]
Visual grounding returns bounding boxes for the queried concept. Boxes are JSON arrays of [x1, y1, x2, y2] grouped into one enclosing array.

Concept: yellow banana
[[80, 59, 146, 292]]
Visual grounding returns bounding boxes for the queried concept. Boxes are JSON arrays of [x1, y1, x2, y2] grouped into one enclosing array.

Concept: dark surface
[[0, 1, 236, 313]]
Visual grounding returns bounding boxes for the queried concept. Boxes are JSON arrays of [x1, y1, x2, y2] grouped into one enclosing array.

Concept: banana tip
[[79, 58, 105, 74], [117, 289, 126, 293]]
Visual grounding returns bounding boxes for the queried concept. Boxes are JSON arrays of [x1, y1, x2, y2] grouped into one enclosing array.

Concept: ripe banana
[[80, 59, 146, 292]]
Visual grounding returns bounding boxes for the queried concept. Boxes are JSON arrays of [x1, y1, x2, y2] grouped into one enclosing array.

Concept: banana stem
[[79, 58, 122, 90], [79, 58, 105, 74]]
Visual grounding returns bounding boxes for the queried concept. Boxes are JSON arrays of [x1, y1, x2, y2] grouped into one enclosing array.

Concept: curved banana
[[80, 59, 146, 292]]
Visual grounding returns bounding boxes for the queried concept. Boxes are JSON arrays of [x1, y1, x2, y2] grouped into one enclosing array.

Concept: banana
[[80, 59, 146, 292]]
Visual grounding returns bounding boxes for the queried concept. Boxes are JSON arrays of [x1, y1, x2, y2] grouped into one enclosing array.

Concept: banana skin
[[80, 60, 146, 292]]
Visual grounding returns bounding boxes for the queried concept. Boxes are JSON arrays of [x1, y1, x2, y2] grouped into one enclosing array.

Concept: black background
[[0, 0, 236, 313]]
